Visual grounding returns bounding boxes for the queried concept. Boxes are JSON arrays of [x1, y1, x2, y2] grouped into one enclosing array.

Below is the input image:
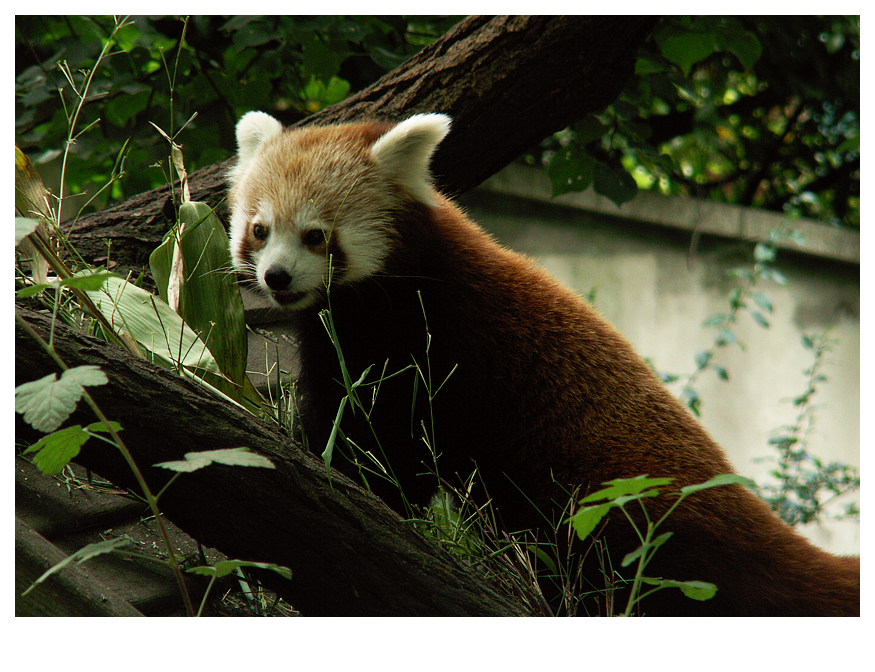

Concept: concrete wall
[[458, 164, 860, 555]]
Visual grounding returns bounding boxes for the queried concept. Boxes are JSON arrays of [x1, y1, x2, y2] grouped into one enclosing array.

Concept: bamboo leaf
[[83, 274, 222, 375]]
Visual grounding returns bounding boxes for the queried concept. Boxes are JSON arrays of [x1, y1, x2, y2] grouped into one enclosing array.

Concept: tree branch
[[64, 15, 658, 279], [15, 304, 530, 616]]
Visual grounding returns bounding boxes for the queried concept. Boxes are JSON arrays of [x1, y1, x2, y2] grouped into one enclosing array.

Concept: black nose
[[264, 266, 292, 291]]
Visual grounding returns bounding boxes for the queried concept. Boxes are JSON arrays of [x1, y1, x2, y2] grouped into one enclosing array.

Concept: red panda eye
[[302, 229, 326, 247], [252, 223, 268, 241]]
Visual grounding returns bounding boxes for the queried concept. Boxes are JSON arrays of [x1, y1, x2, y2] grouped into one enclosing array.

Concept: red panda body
[[228, 112, 859, 616]]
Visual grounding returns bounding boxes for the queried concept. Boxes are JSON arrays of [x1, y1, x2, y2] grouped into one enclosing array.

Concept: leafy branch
[[571, 473, 754, 616], [755, 333, 860, 525], [659, 241, 783, 416]]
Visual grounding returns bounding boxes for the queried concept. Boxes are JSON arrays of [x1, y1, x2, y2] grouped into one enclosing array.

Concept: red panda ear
[[370, 113, 451, 204], [235, 111, 284, 166]]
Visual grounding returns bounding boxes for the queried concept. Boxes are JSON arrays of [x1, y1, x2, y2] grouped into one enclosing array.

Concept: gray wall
[[459, 164, 860, 555]]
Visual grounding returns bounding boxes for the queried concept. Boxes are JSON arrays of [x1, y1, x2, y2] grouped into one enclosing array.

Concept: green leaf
[[702, 313, 728, 328], [547, 142, 595, 197], [621, 531, 673, 567], [84, 273, 223, 376], [714, 20, 762, 71], [16, 283, 50, 298], [695, 351, 712, 369], [187, 559, 292, 581], [766, 268, 787, 286], [105, 88, 150, 127], [682, 390, 702, 416], [639, 577, 717, 601], [750, 310, 770, 329], [570, 502, 615, 541], [22, 536, 132, 596], [367, 46, 409, 72], [16, 271, 113, 298], [715, 328, 736, 347], [60, 271, 115, 292], [531, 545, 558, 575], [15, 365, 108, 433], [300, 32, 344, 80], [581, 475, 674, 503], [679, 473, 755, 496], [23, 425, 91, 474], [573, 116, 610, 144], [750, 292, 773, 314], [86, 420, 123, 434], [592, 161, 638, 206], [753, 242, 776, 263], [656, 26, 717, 76], [634, 56, 666, 76], [149, 201, 250, 401], [154, 447, 275, 472], [323, 76, 351, 106]]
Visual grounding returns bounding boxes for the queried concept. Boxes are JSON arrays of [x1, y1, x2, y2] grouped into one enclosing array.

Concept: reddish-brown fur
[[234, 120, 860, 616]]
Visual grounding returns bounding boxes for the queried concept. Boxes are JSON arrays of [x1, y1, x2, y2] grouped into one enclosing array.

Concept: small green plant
[[660, 241, 784, 417], [186, 560, 293, 617], [570, 473, 754, 616], [650, 234, 859, 530], [756, 332, 860, 525]]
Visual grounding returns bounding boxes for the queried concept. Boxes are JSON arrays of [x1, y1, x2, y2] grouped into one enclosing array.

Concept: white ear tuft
[[370, 113, 451, 204], [236, 111, 284, 165]]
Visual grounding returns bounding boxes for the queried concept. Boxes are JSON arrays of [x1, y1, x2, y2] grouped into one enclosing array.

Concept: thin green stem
[[57, 16, 132, 233]]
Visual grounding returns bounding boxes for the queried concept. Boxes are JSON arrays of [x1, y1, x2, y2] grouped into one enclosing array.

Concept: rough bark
[[15, 304, 530, 616], [64, 15, 657, 279]]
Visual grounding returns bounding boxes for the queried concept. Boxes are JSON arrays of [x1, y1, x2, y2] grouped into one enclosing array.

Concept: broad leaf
[[15, 365, 107, 433], [84, 274, 223, 375], [592, 161, 638, 206], [547, 143, 595, 197], [24, 425, 90, 474], [187, 559, 292, 581], [581, 475, 674, 503], [15, 217, 39, 245], [570, 501, 615, 541], [621, 531, 674, 567], [154, 447, 275, 472], [150, 201, 251, 402]]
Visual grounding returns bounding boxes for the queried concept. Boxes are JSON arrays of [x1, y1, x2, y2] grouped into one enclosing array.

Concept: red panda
[[227, 111, 860, 616]]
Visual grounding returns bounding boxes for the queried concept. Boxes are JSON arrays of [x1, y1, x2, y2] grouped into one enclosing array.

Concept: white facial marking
[[228, 111, 453, 310]]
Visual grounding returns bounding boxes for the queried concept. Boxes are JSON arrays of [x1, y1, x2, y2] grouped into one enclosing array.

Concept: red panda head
[[227, 111, 451, 309]]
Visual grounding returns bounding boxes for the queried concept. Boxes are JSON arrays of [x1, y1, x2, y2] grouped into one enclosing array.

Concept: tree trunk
[[15, 304, 531, 616], [64, 15, 657, 279]]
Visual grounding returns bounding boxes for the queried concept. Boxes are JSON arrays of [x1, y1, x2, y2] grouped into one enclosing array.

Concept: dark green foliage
[[755, 334, 860, 525], [542, 16, 859, 227], [15, 15, 460, 217]]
